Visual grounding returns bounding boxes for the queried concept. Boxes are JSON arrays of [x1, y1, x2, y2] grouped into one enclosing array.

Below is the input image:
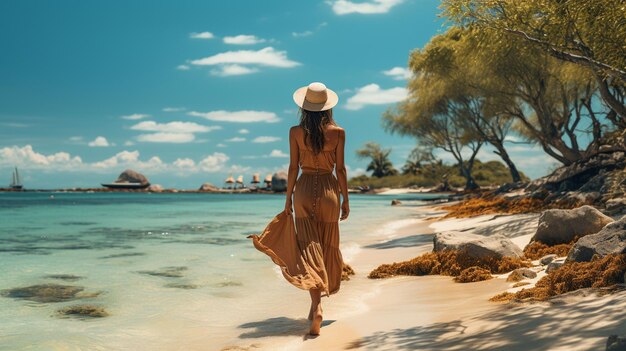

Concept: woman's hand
[[284, 197, 293, 216], [340, 200, 350, 221]]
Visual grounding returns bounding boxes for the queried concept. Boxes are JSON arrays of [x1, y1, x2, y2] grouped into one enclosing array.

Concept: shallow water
[[0, 191, 440, 350]]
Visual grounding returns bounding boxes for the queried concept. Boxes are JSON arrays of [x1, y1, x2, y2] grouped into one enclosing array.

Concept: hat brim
[[292, 86, 339, 112]]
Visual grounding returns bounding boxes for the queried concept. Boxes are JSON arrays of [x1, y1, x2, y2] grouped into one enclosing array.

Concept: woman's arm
[[335, 128, 350, 220], [284, 126, 300, 215]]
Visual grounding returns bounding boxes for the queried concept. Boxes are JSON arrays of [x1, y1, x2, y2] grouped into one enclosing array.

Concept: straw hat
[[293, 82, 338, 111]]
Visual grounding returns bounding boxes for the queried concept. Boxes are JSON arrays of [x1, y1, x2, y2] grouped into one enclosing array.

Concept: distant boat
[[101, 182, 150, 189], [10, 167, 23, 190]]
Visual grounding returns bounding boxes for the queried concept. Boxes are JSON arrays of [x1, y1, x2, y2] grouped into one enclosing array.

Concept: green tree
[[355, 142, 399, 178], [442, 0, 626, 125]]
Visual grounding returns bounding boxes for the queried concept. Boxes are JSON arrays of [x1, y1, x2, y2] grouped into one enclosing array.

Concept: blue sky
[[0, 0, 556, 189]]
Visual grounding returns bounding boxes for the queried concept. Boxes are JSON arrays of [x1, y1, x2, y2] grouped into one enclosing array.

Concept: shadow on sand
[[238, 317, 335, 339], [345, 289, 626, 350], [365, 233, 434, 250]]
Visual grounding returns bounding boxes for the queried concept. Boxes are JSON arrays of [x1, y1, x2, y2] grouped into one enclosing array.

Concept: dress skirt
[[249, 172, 344, 296]]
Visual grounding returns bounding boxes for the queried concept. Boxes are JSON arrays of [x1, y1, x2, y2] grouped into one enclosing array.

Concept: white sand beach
[[222, 205, 626, 351]]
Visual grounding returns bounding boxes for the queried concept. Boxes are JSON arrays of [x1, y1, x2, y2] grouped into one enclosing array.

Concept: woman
[[249, 82, 349, 335]]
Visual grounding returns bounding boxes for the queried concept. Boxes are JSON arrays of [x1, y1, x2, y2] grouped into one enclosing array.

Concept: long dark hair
[[299, 108, 337, 154]]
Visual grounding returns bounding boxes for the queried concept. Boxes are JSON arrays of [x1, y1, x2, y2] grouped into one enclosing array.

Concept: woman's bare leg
[[308, 289, 323, 335]]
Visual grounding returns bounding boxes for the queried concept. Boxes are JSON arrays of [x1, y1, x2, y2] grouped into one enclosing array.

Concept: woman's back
[[293, 126, 342, 174]]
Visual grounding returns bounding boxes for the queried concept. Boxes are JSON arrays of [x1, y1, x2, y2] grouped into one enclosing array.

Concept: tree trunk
[[461, 166, 480, 191], [493, 143, 522, 182]]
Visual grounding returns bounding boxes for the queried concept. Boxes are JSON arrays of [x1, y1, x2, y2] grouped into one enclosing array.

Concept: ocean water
[[0, 192, 441, 350]]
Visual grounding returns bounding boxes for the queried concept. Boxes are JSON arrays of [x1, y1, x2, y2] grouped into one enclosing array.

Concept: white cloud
[[173, 158, 196, 168], [383, 66, 412, 80], [177, 65, 190, 71], [223, 34, 266, 45], [198, 152, 229, 172], [189, 110, 280, 123], [163, 107, 186, 112], [226, 137, 246, 142], [328, 0, 404, 15], [88, 136, 110, 147], [211, 64, 259, 76], [190, 47, 300, 76], [269, 149, 289, 158], [124, 141, 135, 146], [292, 30, 314, 38], [136, 132, 196, 143], [0, 145, 239, 175], [130, 121, 220, 133], [238, 129, 250, 134], [190, 32, 214, 39], [0, 145, 82, 169], [216, 143, 227, 148], [252, 136, 281, 143], [121, 113, 150, 120], [344, 83, 407, 110], [69, 136, 83, 142]]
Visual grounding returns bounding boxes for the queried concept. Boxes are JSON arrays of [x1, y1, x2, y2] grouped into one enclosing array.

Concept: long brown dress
[[249, 133, 344, 296]]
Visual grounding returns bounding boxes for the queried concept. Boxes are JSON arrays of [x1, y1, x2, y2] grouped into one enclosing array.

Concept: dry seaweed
[[454, 266, 493, 283], [490, 254, 626, 302], [523, 240, 576, 260], [368, 250, 530, 280], [441, 195, 584, 219], [341, 264, 355, 281]]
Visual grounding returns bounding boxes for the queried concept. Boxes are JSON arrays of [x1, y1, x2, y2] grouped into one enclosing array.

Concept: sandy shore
[[222, 205, 626, 351]]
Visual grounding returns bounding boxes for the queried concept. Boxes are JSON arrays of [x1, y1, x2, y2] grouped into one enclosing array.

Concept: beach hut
[[224, 175, 235, 189], [264, 174, 272, 189], [251, 173, 260, 185], [235, 175, 244, 189]]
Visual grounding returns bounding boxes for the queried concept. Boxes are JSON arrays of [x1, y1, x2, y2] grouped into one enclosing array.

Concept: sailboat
[[10, 167, 23, 190]]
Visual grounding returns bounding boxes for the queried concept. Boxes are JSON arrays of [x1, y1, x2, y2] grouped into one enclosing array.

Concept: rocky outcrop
[[539, 254, 557, 265], [567, 216, 626, 262], [506, 268, 537, 282], [606, 335, 626, 351], [531, 206, 614, 245], [391, 199, 402, 206], [433, 231, 523, 259], [57, 305, 109, 318], [198, 183, 219, 192], [546, 259, 565, 273], [1, 284, 85, 303], [271, 172, 288, 192], [116, 169, 149, 185], [148, 184, 163, 192]]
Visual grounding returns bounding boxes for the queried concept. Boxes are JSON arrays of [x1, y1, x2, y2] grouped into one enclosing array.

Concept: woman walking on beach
[[249, 82, 349, 335]]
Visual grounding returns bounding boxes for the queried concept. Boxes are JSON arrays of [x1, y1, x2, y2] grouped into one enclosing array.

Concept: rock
[[506, 268, 537, 282], [44, 274, 83, 281], [199, 182, 219, 192], [1, 284, 84, 303], [57, 305, 109, 318], [567, 215, 626, 262], [271, 172, 288, 192], [531, 206, 614, 245], [391, 199, 402, 206], [607, 335, 626, 351], [147, 184, 163, 192], [137, 266, 188, 278], [433, 231, 523, 259], [164, 283, 199, 289], [115, 169, 149, 185], [539, 254, 557, 265], [606, 198, 626, 215], [546, 260, 564, 273]]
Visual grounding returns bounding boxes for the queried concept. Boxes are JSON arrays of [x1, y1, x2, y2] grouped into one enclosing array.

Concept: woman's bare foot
[[309, 305, 323, 335]]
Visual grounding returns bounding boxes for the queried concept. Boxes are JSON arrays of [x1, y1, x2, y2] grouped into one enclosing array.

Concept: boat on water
[[10, 167, 23, 190], [100, 182, 150, 189]]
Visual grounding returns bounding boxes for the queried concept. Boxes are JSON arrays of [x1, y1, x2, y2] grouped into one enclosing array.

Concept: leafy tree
[[402, 146, 435, 175], [355, 142, 399, 178], [442, 0, 626, 125]]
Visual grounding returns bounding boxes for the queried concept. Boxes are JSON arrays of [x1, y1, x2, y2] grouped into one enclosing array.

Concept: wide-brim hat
[[293, 82, 338, 111]]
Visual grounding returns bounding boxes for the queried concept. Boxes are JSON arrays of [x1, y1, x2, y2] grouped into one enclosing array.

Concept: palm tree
[[356, 142, 398, 178]]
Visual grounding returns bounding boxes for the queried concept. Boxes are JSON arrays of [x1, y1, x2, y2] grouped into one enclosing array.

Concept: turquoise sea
[[0, 192, 439, 350]]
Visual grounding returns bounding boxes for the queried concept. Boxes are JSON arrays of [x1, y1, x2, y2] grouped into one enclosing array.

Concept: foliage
[[355, 142, 399, 178], [349, 159, 527, 189]]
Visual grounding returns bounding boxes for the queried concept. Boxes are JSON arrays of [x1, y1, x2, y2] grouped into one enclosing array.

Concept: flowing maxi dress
[[249, 133, 344, 296]]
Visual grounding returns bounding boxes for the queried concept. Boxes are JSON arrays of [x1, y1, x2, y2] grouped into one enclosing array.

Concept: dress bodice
[[299, 148, 336, 174]]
